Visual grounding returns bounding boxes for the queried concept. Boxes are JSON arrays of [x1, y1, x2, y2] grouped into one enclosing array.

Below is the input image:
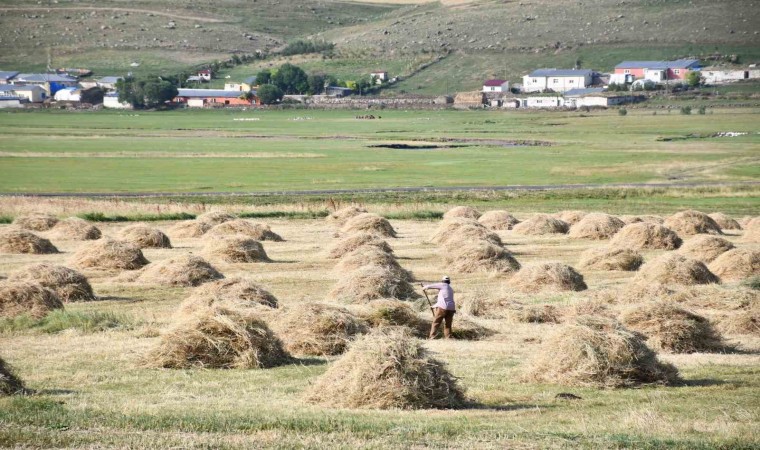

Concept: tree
[[307, 73, 326, 95], [116, 77, 178, 109], [272, 63, 308, 94], [257, 84, 283, 105], [686, 71, 701, 87], [256, 69, 271, 85]]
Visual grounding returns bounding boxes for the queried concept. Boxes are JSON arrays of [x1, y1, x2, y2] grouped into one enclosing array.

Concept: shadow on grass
[[464, 401, 554, 412]]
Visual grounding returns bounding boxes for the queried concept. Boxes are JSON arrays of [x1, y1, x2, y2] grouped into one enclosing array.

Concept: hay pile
[[196, 211, 237, 226], [0, 357, 26, 396], [206, 220, 284, 242], [522, 317, 679, 388], [327, 232, 393, 259], [678, 235, 735, 263], [609, 222, 682, 250], [578, 247, 643, 271], [512, 214, 569, 235], [117, 223, 172, 249], [267, 303, 368, 356], [71, 238, 149, 270], [664, 210, 723, 236], [430, 218, 502, 246], [0, 281, 63, 319], [478, 210, 520, 230], [8, 264, 94, 302], [620, 303, 724, 353], [124, 255, 223, 287], [568, 213, 626, 240], [336, 247, 409, 278], [326, 206, 368, 226], [619, 215, 664, 225], [0, 228, 58, 254], [167, 220, 212, 238], [556, 210, 588, 225], [144, 306, 290, 369], [355, 299, 430, 337], [561, 299, 615, 322], [708, 249, 760, 282], [708, 213, 742, 231], [443, 206, 481, 220], [341, 213, 397, 238], [508, 262, 587, 293], [633, 254, 720, 286], [330, 265, 417, 303], [179, 278, 278, 314], [465, 297, 560, 323], [743, 218, 760, 243], [48, 217, 102, 240], [304, 328, 466, 409], [718, 302, 759, 336], [12, 213, 58, 231], [442, 240, 520, 274], [202, 235, 271, 263]]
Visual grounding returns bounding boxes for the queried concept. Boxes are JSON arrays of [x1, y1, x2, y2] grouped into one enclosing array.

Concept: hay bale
[[708, 249, 760, 282], [206, 220, 283, 242], [341, 213, 397, 238], [196, 211, 237, 226], [568, 213, 626, 240], [48, 217, 101, 240], [634, 253, 720, 287], [0, 357, 27, 396], [330, 265, 417, 303], [327, 232, 393, 259], [179, 278, 278, 314], [0, 281, 63, 319], [512, 214, 569, 235], [267, 303, 368, 356], [664, 210, 723, 236], [0, 228, 58, 254], [12, 213, 58, 231], [578, 247, 643, 271], [117, 223, 172, 249], [356, 299, 430, 337], [125, 255, 223, 287], [304, 328, 466, 409], [327, 206, 368, 226], [708, 213, 742, 231], [678, 235, 735, 263], [71, 238, 149, 270], [620, 303, 724, 353], [478, 210, 520, 230], [609, 222, 682, 250], [167, 220, 212, 238], [442, 241, 520, 274], [202, 235, 270, 263], [336, 247, 410, 280], [443, 206, 481, 220], [430, 218, 502, 246], [743, 218, 760, 243], [144, 306, 290, 369], [8, 264, 94, 302], [508, 262, 587, 293], [556, 210, 588, 225]]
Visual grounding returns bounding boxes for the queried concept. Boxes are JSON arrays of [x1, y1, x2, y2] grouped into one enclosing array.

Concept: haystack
[[12, 213, 58, 231], [341, 213, 397, 238], [512, 214, 569, 235], [708, 213, 742, 231], [743, 219, 760, 243], [429, 218, 502, 246], [465, 297, 560, 323], [522, 317, 679, 387], [633, 253, 720, 287], [478, 210, 520, 230], [620, 303, 723, 353], [125, 255, 223, 287], [0, 357, 26, 396], [202, 235, 271, 263], [578, 247, 643, 271], [71, 238, 149, 270], [443, 206, 481, 220], [442, 241, 520, 274], [556, 210, 588, 225], [327, 232, 393, 259], [355, 299, 430, 337], [619, 215, 664, 225], [196, 211, 237, 226], [267, 303, 368, 356], [0, 228, 58, 254], [8, 264, 94, 302], [304, 328, 466, 409], [330, 265, 417, 303], [117, 223, 172, 249], [609, 222, 682, 250], [179, 278, 278, 314], [144, 306, 290, 369], [167, 220, 212, 239], [568, 213, 625, 240], [335, 247, 410, 280], [0, 281, 63, 319], [326, 206, 368, 226], [708, 249, 760, 282], [718, 303, 759, 336], [48, 217, 102, 240], [678, 235, 735, 263], [206, 220, 284, 242], [664, 210, 722, 236], [508, 262, 587, 293]]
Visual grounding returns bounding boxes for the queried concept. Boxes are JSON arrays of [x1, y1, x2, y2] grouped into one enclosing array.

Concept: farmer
[[421, 276, 455, 339]]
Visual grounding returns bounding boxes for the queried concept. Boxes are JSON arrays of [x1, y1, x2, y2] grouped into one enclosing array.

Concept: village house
[[0, 71, 18, 84], [522, 69, 593, 93], [224, 76, 257, 91], [523, 95, 564, 108], [174, 88, 259, 107], [614, 59, 700, 82], [103, 92, 132, 109], [482, 79, 509, 93], [96, 76, 123, 91], [370, 71, 388, 84], [0, 84, 46, 102], [197, 69, 213, 81], [12, 73, 78, 95], [563, 88, 639, 108]]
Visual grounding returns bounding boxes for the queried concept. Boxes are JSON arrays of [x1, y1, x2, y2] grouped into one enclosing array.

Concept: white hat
[[441, 275, 450, 282]]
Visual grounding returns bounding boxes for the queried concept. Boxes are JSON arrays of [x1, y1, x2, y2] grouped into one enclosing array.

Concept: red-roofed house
[[483, 79, 509, 93], [197, 69, 213, 81]]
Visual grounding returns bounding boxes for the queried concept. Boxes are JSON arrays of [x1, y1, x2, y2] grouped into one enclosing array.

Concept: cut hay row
[[326, 206, 367, 226], [578, 247, 643, 272], [341, 213, 397, 238], [178, 278, 278, 314], [120, 255, 223, 287], [0, 228, 58, 254], [12, 213, 58, 231], [0, 357, 27, 396], [678, 235, 734, 263], [633, 253, 720, 287], [508, 262, 587, 293], [202, 235, 271, 263], [610, 222, 682, 250], [478, 210, 520, 230], [71, 239, 149, 271], [0, 281, 64, 319], [327, 232, 393, 259], [206, 220, 284, 242], [48, 217, 102, 241], [664, 210, 723, 236], [8, 264, 95, 302], [512, 214, 568, 235], [117, 223, 172, 249], [568, 213, 625, 240], [443, 205, 481, 220]]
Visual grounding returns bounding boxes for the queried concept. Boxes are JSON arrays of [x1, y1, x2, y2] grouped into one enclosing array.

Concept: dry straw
[[609, 222, 682, 250], [522, 316, 679, 388], [327, 232, 393, 259], [0, 228, 58, 254], [429, 218, 502, 246], [578, 247, 643, 271], [202, 235, 271, 263], [196, 211, 237, 226], [633, 253, 720, 286], [9, 264, 94, 302], [442, 241, 520, 274], [336, 247, 409, 279], [167, 220, 212, 239], [330, 265, 417, 303], [117, 223, 172, 249], [512, 214, 569, 235], [478, 210, 520, 230], [708, 248, 759, 282], [464, 297, 560, 323], [664, 210, 723, 236], [206, 220, 283, 242], [555, 210, 588, 225], [0, 357, 27, 396], [179, 278, 278, 314], [326, 206, 368, 226], [71, 238, 149, 270], [48, 217, 102, 240], [144, 306, 290, 369], [123, 255, 223, 287], [443, 206, 481, 220], [355, 299, 430, 337], [678, 235, 735, 263], [304, 328, 466, 409], [341, 213, 397, 238], [0, 281, 63, 319], [619, 215, 664, 225], [568, 213, 626, 240], [508, 262, 587, 293], [708, 213, 742, 230], [12, 213, 58, 231], [742, 218, 760, 243], [619, 302, 724, 353], [718, 302, 759, 336]]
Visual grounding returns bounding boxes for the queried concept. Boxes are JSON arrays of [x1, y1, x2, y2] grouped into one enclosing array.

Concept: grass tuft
[[0, 310, 135, 334]]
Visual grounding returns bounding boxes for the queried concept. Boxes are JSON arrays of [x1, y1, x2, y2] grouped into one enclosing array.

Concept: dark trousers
[[430, 307, 455, 339]]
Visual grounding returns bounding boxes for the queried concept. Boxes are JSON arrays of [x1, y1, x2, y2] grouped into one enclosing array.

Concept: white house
[[0, 84, 46, 102], [563, 88, 635, 107], [522, 69, 593, 93], [0, 71, 18, 84], [103, 92, 132, 109], [524, 96, 564, 108], [12, 73, 78, 95], [482, 79, 509, 93]]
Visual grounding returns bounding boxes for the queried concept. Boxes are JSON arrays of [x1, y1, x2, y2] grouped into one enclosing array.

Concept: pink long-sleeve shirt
[[423, 282, 455, 311]]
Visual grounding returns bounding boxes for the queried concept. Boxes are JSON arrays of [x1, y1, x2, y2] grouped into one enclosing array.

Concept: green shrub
[[698, 106, 706, 115], [618, 108, 628, 116], [680, 106, 692, 115]]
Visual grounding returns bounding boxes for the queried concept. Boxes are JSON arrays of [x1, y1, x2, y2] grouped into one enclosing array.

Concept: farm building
[[0, 84, 46, 102], [700, 67, 759, 84], [54, 87, 82, 102], [370, 71, 388, 84], [174, 89, 259, 107], [0, 71, 18, 84], [103, 93, 132, 109], [522, 69, 593, 93], [483, 79, 509, 93], [0, 97, 22, 108], [325, 86, 353, 97], [96, 76, 123, 91], [12, 73, 78, 95], [224, 76, 257, 92], [454, 91, 485, 108], [563, 88, 639, 108], [524, 96, 564, 108], [614, 59, 700, 82]]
